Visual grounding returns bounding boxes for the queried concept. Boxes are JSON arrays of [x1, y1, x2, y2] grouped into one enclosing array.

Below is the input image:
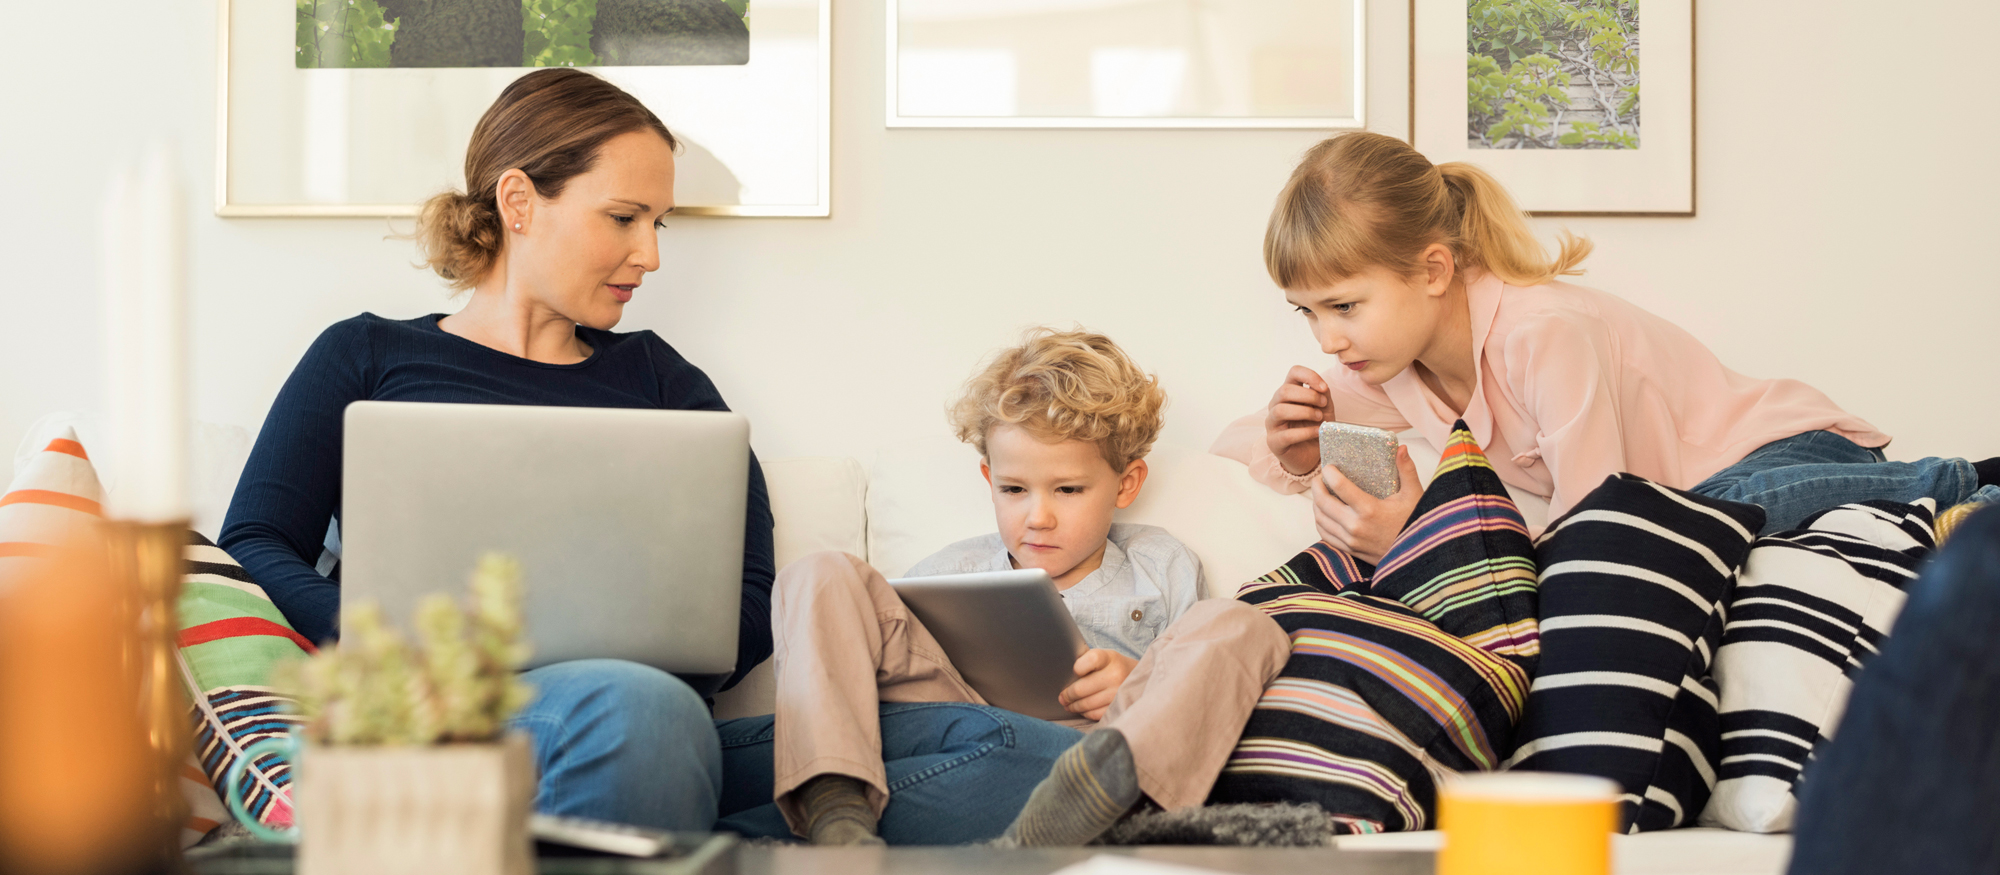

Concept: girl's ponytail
[[1264, 132, 1590, 290], [1437, 162, 1590, 286]]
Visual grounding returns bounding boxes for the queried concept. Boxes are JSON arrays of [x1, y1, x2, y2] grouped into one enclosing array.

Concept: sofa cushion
[[1208, 422, 1538, 832], [1508, 474, 1765, 832], [763, 456, 868, 566], [864, 434, 1005, 579], [1697, 500, 1935, 833], [712, 456, 868, 721]]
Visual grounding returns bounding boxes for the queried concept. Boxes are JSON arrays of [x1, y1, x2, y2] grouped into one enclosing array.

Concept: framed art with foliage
[[1410, 0, 1692, 216], [218, 0, 829, 217], [886, 0, 1366, 130]]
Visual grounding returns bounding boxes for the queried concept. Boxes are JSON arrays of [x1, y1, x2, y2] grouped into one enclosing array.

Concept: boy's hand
[[1311, 444, 1423, 564], [1266, 366, 1332, 476], [1059, 648, 1137, 721]]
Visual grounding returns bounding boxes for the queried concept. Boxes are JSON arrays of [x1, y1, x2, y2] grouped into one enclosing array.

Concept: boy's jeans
[[713, 703, 1084, 843], [1690, 429, 1998, 534]]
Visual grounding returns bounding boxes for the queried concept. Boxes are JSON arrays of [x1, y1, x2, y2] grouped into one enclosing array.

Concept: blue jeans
[[508, 659, 723, 830], [1689, 430, 1997, 534], [1788, 505, 2000, 874], [712, 702, 1085, 844]]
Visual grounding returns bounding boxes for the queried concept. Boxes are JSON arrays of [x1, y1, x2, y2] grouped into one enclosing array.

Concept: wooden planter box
[[296, 734, 533, 875]]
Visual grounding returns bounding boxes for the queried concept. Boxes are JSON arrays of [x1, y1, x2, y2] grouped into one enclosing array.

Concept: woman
[[219, 68, 775, 830]]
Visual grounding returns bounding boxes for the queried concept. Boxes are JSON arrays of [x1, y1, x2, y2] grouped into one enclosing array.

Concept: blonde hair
[[413, 69, 678, 290], [1264, 132, 1591, 290], [949, 328, 1167, 471]]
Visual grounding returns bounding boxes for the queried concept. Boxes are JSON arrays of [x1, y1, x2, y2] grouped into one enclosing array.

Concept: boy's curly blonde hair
[[948, 328, 1168, 471]]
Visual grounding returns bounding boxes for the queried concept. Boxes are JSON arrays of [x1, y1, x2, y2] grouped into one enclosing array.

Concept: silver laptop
[[888, 569, 1088, 721], [340, 401, 747, 682]]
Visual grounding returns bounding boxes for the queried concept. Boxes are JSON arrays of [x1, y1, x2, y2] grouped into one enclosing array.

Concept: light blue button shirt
[[901, 523, 1204, 659]]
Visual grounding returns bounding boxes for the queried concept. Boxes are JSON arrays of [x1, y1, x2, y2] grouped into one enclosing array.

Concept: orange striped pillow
[[0, 430, 228, 848], [0, 430, 100, 569]]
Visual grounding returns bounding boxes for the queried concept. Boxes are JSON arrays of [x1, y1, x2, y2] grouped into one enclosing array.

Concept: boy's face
[[981, 424, 1148, 590]]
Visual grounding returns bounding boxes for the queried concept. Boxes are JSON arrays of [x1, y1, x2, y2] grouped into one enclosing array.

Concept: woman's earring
[[513, 222, 522, 231]]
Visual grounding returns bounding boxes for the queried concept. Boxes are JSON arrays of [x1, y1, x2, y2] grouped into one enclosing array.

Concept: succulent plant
[[272, 554, 536, 745]]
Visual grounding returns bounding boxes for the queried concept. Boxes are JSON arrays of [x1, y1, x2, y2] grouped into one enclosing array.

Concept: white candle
[[101, 147, 190, 523]]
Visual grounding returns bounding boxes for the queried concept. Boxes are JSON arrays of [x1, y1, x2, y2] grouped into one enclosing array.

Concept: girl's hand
[[1311, 444, 1424, 564], [1059, 648, 1137, 721], [1266, 366, 1333, 476]]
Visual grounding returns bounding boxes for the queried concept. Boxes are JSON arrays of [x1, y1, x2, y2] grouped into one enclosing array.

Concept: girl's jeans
[[1689, 430, 1998, 534]]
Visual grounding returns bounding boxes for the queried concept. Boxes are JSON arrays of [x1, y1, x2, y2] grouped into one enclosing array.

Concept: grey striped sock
[[1003, 729, 1142, 846]]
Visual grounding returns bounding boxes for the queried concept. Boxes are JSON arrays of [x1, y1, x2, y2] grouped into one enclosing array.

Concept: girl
[[1219, 132, 1999, 561]]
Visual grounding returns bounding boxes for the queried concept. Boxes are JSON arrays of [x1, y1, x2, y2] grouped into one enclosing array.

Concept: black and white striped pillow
[[1696, 500, 1935, 832], [1507, 474, 1765, 832]]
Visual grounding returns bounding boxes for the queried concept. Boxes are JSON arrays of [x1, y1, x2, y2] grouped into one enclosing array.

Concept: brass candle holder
[[103, 519, 195, 875]]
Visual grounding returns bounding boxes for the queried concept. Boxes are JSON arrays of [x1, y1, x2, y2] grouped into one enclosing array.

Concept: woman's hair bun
[[415, 189, 504, 288]]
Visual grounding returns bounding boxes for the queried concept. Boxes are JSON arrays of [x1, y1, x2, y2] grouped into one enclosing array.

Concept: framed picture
[[886, 0, 1366, 130], [217, 0, 830, 217], [1410, 0, 1693, 216]]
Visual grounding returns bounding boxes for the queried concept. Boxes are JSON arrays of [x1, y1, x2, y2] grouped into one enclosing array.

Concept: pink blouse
[[1213, 272, 1889, 522]]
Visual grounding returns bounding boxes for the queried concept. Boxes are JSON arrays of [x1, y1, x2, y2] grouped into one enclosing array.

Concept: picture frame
[[886, 0, 1366, 130], [1409, 0, 1693, 216], [216, 0, 830, 218]]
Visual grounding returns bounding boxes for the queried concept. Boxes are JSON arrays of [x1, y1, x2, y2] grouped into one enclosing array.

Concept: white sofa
[[13, 414, 1790, 872]]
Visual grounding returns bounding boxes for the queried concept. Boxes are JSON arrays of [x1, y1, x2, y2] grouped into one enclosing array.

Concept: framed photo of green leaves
[[218, 0, 830, 217], [1410, 0, 1693, 216]]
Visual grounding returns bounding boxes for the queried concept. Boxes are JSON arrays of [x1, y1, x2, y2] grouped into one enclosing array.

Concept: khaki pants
[[771, 550, 1291, 832]]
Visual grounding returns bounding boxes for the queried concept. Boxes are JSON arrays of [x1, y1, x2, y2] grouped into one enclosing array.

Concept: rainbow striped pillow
[[1208, 421, 1540, 832], [177, 530, 309, 833]]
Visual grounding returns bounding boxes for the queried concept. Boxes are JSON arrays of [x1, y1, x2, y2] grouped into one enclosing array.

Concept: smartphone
[[1319, 422, 1401, 499]]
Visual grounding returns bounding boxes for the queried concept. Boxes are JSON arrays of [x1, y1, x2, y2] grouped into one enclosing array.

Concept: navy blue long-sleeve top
[[218, 313, 776, 692]]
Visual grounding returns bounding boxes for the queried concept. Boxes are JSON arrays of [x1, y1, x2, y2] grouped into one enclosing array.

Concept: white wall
[[5, 1, 1997, 478]]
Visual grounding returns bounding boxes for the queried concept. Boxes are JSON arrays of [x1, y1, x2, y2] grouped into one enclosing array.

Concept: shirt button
[[1130, 609, 1144, 622]]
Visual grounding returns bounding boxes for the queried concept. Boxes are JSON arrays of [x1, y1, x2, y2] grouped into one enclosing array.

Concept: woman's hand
[[1266, 366, 1333, 476], [1059, 648, 1138, 721], [1311, 444, 1424, 564]]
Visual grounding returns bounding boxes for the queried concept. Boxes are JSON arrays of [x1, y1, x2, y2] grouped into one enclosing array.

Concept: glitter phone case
[[1319, 422, 1401, 499]]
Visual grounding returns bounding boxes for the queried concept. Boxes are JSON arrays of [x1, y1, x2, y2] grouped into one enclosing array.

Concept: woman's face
[[506, 130, 676, 331]]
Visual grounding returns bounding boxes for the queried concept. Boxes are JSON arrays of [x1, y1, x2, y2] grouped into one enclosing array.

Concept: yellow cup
[[1436, 772, 1621, 875]]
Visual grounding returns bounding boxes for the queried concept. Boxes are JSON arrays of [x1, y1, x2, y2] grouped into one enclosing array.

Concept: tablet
[[888, 569, 1088, 721]]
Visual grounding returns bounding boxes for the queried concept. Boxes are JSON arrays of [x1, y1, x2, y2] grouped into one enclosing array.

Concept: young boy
[[767, 329, 1289, 845]]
